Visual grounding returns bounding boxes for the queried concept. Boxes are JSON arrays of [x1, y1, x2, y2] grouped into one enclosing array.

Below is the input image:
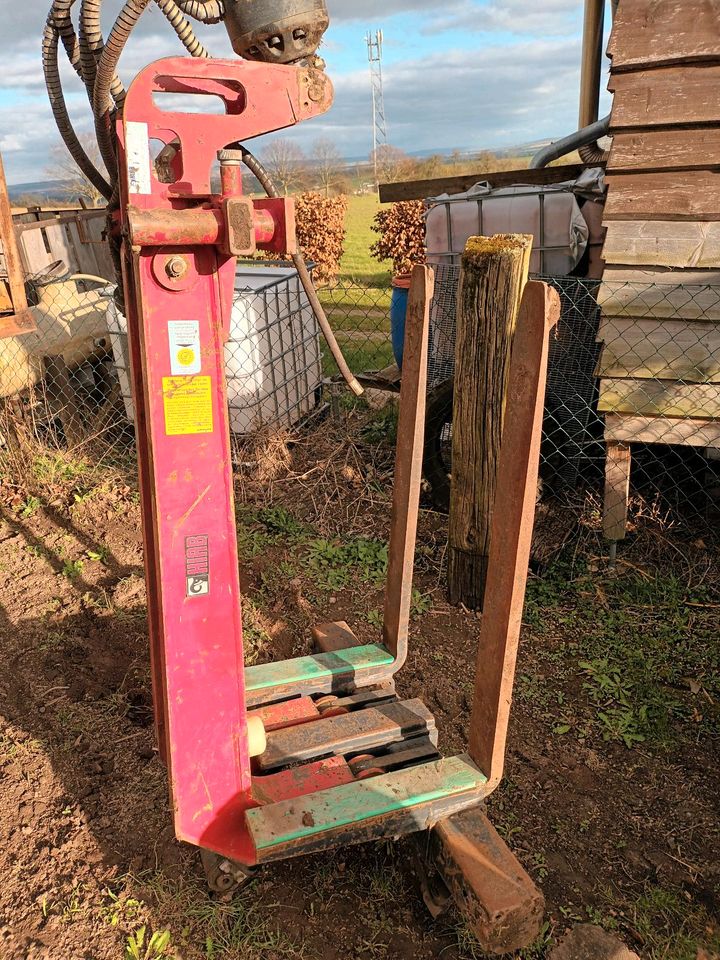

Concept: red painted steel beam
[[116, 56, 332, 864]]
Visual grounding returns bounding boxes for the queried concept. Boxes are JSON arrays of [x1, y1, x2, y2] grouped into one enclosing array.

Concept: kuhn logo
[[185, 535, 209, 597]]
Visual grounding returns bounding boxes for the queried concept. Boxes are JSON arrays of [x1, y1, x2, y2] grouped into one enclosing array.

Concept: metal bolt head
[[165, 256, 188, 279]]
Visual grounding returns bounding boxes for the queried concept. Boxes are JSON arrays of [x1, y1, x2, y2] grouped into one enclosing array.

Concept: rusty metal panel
[[467, 281, 560, 787], [257, 698, 437, 772], [311, 620, 363, 652], [252, 757, 354, 804], [249, 696, 320, 732], [247, 755, 489, 864]]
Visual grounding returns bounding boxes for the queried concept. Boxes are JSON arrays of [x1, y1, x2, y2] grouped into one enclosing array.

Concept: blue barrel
[[390, 276, 411, 369]]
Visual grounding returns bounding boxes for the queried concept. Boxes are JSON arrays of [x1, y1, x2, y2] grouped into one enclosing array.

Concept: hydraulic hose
[[80, 1, 127, 110], [154, 0, 212, 57], [51, 0, 84, 80], [175, 0, 224, 23], [93, 0, 154, 181], [239, 146, 363, 397], [79, 0, 101, 96], [43, 11, 113, 200]]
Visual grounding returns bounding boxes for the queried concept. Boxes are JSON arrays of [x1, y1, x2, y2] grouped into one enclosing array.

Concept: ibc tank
[[108, 263, 323, 434], [425, 169, 606, 278]]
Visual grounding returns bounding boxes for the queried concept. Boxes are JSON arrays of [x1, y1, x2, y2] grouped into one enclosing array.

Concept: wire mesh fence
[[2, 257, 718, 542], [323, 268, 720, 540], [1, 259, 327, 454]]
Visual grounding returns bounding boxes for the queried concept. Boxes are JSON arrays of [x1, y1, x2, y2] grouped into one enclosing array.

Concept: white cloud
[[1, 1, 595, 184], [440, 0, 583, 35]]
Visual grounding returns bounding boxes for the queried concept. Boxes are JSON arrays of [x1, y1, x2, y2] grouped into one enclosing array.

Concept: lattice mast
[[366, 29, 387, 189]]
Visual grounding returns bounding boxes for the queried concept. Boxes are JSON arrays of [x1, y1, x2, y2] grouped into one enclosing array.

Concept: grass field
[[339, 194, 391, 286], [320, 194, 394, 375]]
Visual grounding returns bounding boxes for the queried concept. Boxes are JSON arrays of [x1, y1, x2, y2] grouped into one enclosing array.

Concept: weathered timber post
[[447, 234, 532, 609]]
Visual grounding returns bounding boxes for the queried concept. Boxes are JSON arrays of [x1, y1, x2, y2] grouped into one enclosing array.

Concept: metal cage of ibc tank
[[107, 261, 323, 435]]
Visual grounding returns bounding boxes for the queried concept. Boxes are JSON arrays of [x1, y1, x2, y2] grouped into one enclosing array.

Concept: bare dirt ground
[[0, 403, 718, 960]]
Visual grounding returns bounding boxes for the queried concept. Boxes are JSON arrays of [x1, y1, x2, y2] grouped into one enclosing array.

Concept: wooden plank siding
[[604, 413, 720, 448], [598, 267, 720, 320], [602, 222, 720, 269], [604, 171, 720, 221], [607, 0, 720, 71], [608, 65, 720, 128], [608, 130, 720, 174], [598, 379, 720, 419], [598, 0, 720, 537], [377, 163, 595, 205], [596, 317, 720, 381]]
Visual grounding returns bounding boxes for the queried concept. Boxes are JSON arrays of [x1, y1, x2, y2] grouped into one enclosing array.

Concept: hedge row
[[294, 192, 348, 285], [370, 200, 426, 275]]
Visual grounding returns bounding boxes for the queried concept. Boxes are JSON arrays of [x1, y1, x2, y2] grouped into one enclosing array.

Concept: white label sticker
[[168, 320, 202, 375], [126, 121, 152, 195]]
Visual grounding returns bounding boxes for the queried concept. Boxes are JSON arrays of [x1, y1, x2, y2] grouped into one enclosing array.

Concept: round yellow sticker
[[177, 347, 195, 367]]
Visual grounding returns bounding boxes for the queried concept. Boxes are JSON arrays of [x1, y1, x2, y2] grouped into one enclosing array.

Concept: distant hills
[[8, 180, 77, 203], [8, 139, 555, 203]]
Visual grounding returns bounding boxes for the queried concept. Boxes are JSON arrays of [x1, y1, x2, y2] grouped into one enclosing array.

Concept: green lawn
[[339, 194, 392, 286], [324, 194, 394, 377]]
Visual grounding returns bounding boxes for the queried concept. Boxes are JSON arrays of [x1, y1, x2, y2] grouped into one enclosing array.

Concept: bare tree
[[474, 150, 511, 174], [370, 144, 412, 185], [262, 138, 307, 196], [46, 135, 106, 207], [311, 137, 343, 196]]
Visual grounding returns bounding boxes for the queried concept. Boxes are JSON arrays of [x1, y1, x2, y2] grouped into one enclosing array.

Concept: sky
[[0, 0, 611, 185]]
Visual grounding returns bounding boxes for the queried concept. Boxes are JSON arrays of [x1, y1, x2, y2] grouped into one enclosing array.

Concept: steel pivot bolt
[[165, 256, 188, 279]]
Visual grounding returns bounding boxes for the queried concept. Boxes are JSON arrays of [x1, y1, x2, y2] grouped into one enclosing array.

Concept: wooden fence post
[[447, 234, 532, 609]]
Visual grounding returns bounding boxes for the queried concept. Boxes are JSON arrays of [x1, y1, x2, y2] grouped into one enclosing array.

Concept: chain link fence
[[323, 268, 720, 541], [1, 259, 328, 455], [2, 255, 718, 543]]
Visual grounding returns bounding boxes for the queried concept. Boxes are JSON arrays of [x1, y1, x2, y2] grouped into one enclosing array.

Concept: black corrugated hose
[[154, 0, 212, 57], [175, 0, 224, 23], [42, 4, 113, 199]]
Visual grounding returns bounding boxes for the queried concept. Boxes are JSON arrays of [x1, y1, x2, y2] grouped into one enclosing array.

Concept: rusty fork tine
[[382, 264, 434, 668]]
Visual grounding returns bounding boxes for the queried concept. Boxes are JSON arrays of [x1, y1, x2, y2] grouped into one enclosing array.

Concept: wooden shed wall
[[597, 0, 720, 423]]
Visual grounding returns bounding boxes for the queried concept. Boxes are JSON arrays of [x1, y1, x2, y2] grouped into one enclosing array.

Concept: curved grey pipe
[[530, 114, 610, 169]]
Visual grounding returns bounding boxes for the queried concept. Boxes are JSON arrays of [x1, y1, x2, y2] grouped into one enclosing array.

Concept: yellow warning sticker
[[162, 376, 213, 436]]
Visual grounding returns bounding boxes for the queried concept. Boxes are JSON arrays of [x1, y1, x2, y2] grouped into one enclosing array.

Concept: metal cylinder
[[222, 0, 329, 63], [578, 0, 605, 128]]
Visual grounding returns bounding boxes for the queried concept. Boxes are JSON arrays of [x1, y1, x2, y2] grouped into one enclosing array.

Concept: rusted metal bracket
[[426, 807, 544, 954], [311, 620, 364, 652], [256, 698, 437, 771], [467, 280, 561, 788], [382, 264, 434, 666]]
